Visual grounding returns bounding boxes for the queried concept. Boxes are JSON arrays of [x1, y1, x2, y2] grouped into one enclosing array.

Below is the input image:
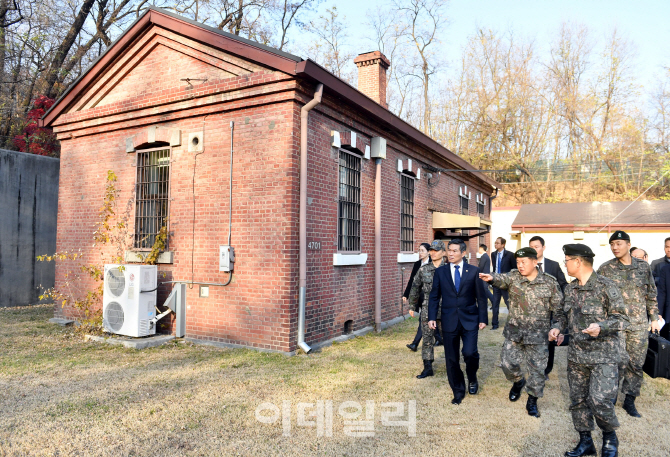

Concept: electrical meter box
[[219, 245, 235, 272]]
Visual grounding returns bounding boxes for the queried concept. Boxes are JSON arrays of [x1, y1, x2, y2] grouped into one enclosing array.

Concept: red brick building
[[41, 8, 497, 354]]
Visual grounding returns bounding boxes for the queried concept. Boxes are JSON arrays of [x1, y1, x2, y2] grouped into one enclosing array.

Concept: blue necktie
[[497, 252, 501, 273], [454, 265, 461, 293]]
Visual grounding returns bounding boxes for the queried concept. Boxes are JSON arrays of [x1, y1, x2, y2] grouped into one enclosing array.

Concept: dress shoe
[[416, 360, 434, 379], [451, 396, 463, 405], [509, 378, 526, 402], [526, 395, 540, 418], [434, 339, 443, 347], [564, 431, 596, 457], [601, 430, 618, 457], [490, 325, 499, 330], [622, 394, 641, 417], [468, 381, 479, 395], [406, 343, 418, 352]]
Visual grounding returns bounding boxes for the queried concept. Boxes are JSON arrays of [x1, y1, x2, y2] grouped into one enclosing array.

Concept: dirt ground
[[1, 304, 669, 457]]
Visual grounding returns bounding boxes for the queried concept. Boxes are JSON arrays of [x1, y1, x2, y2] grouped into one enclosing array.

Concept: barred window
[[400, 174, 414, 252], [460, 195, 469, 215], [338, 150, 361, 252], [134, 148, 170, 249]]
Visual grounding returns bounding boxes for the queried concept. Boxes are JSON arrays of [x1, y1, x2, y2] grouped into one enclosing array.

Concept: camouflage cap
[[429, 240, 446, 251], [562, 243, 595, 258], [608, 230, 630, 243], [515, 247, 537, 258]]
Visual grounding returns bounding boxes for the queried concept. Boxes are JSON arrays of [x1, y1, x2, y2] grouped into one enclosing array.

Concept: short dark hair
[[529, 236, 545, 246], [665, 237, 670, 244], [630, 246, 638, 254], [576, 255, 593, 267], [479, 244, 487, 251], [448, 238, 467, 253], [497, 237, 506, 246]]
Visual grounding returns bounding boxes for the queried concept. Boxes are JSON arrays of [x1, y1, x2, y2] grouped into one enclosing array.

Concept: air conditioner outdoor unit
[[103, 264, 157, 337]]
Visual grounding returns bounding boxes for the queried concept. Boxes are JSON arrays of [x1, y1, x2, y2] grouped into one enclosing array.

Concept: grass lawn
[[1, 304, 669, 456]]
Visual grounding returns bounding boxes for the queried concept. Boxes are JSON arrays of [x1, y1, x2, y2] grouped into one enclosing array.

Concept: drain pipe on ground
[[298, 83, 324, 354]]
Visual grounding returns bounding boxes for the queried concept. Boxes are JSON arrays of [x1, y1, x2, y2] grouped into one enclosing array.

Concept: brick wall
[[51, 24, 492, 353], [300, 90, 492, 345]]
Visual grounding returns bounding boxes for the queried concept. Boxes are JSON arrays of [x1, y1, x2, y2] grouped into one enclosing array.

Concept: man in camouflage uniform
[[597, 230, 661, 418], [479, 247, 563, 418], [550, 244, 629, 457], [408, 240, 446, 379]]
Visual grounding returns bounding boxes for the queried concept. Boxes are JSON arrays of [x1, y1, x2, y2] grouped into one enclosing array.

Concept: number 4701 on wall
[[308, 241, 321, 250]]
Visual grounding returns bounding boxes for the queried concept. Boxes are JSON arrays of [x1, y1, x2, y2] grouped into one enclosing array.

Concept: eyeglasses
[[562, 257, 578, 266]]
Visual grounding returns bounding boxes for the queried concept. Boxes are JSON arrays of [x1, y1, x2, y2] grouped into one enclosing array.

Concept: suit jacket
[[403, 259, 425, 308], [541, 257, 568, 292], [491, 249, 515, 274], [651, 256, 670, 284], [478, 252, 491, 274], [428, 263, 488, 332], [657, 263, 670, 318]]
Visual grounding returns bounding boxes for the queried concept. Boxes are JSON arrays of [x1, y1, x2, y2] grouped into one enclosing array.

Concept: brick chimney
[[354, 51, 390, 109]]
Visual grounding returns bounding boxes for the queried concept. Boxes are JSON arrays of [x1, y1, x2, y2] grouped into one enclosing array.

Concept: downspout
[[375, 158, 382, 332], [298, 83, 323, 354]]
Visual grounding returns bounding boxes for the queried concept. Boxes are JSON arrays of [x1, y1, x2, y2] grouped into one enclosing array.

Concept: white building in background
[[492, 200, 670, 277]]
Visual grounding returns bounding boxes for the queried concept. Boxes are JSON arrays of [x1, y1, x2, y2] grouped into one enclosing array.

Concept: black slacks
[[441, 319, 479, 398]]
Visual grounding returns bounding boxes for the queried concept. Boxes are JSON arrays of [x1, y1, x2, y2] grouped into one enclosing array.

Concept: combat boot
[[526, 395, 540, 418], [509, 378, 526, 402], [564, 431, 597, 457], [601, 431, 618, 457], [622, 394, 641, 417], [416, 360, 433, 379]]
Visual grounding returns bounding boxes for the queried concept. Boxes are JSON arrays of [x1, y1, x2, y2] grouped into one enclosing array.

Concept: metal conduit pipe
[[298, 83, 323, 353]]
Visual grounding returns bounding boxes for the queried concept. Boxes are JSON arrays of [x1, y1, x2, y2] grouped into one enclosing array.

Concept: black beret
[[609, 230, 630, 243], [514, 247, 537, 258], [562, 243, 595, 258]]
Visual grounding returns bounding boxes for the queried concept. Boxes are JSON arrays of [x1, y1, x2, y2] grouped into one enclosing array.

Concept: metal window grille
[[338, 150, 361, 252], [134, 148, 170, 249], [478, 202, 485, 215], [460, 196, 469, 215], [400, 174, 414, 252]]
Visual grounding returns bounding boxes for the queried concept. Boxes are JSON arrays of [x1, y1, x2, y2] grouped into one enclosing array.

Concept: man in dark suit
[[657, 263, 670, 339], [478, 244, 491, 273], [650, 237, 670, 285], [478, 243, 494, 304], [490, 237, 515, 329], [529, 236, 568, 379], [428, 239, 488, 405]]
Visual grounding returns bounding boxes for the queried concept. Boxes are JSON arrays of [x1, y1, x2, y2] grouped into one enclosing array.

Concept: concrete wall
[[0, 149, 59, 307], [491, 207, 521, 251]]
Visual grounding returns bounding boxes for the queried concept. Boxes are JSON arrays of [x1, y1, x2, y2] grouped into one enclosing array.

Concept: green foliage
[[36, 170, 167, 332], [144, 225, 169, 265]]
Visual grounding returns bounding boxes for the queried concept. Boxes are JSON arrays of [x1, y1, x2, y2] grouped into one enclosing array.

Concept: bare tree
[[301, 6, 355, 82], [392, 0, 446, 133]]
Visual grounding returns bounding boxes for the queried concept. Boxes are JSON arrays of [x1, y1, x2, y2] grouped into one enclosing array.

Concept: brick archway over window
[[126, 126, 181, 152]]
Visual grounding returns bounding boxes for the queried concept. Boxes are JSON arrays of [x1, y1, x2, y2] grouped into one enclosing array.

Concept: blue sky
[[296, 0, 670, 90]]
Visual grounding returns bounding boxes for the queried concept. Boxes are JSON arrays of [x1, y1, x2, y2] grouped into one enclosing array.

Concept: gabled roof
[[512, 200, 670, 228], [41, 7, 498, 189]]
